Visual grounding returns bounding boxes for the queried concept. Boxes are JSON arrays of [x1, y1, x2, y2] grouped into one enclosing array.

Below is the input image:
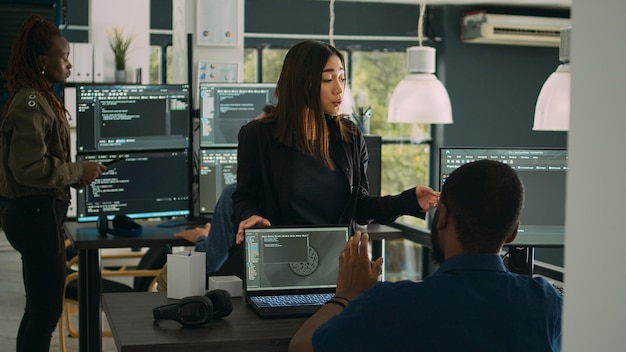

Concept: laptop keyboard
[[251, 293, 334, 308]]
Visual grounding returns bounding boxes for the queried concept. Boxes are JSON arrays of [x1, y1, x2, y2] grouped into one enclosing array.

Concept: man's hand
[[335, 232, 383, 301], [173, 222, 211, 243], [288, 231, 383, 352]]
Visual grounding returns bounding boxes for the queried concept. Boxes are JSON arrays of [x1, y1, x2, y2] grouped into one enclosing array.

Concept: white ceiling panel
[[334, 0, 571, 9]]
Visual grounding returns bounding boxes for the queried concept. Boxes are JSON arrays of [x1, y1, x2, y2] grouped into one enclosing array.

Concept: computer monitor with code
[[75, 150, 191, 222], [76, 84, 190, 152], [439, 147, 567, 247], [199, 83, 276, 147], [198, 148, 238, 214]]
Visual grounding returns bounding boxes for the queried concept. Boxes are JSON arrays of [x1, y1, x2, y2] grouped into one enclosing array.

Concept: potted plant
[[108, 26, 133, 83]]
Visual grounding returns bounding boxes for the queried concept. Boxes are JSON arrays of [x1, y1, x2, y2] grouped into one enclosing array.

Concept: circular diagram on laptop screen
[[289, 246, 319, 276]]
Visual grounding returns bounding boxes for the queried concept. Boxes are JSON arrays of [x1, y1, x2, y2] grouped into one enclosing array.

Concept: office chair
[[58, 244, 167, 352]]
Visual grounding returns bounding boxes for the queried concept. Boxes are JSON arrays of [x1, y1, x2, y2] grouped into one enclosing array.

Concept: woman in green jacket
[[0, 15, 105, 352]]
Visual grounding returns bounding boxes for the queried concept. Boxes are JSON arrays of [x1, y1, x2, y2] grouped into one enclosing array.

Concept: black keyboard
[[251, 293, 334, 308]]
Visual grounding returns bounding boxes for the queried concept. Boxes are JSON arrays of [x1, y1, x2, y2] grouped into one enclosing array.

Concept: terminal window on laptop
[[243, 226, 349, 318]]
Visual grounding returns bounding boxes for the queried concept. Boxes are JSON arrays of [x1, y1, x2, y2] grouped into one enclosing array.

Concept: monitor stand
[[507, 246, 535, 276]]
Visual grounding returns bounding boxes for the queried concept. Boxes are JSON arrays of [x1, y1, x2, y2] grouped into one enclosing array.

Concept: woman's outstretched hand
[[416, 185, 440, 212]]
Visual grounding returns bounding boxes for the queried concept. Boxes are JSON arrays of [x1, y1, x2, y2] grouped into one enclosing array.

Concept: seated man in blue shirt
[[289, 159, 563, 352], [172, 182, 237, 273]]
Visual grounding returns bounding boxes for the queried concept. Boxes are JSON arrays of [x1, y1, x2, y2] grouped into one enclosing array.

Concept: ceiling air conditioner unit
[[461, 11, 571, 47]]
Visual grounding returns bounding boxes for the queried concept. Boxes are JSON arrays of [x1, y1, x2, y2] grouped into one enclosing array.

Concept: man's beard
[[430, 210, 445, 265]]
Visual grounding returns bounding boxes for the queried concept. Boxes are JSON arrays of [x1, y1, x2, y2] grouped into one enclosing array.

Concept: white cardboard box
[[208, 275, 242, 297], [167, 251, 206, 299]]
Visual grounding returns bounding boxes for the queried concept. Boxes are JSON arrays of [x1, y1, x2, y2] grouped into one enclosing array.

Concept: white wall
[[89, 0, 150, 83], [562, 0, 626, 349], [173, 0, 244, 109]]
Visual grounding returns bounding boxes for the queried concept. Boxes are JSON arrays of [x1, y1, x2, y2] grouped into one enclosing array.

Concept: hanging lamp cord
[[329, 0, 336, 47], [418, 0, 426, 46]]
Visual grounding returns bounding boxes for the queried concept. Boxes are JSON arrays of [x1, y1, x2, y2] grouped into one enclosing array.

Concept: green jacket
[[0, 87, 83, 201]]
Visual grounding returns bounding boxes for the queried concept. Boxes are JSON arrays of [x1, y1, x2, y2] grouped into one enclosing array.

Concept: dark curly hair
[[440, 159, 524, 253], [1, 14, 67, 128]]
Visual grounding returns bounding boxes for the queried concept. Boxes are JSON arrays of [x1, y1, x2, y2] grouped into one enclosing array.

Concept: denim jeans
[[196, 182, 237, 273], [1, 195, 68, 352]]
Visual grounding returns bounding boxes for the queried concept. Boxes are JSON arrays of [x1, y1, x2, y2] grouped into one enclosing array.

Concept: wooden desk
[[102, 291, 307, 352], [64, 221, 192, 352], [67, 221, 405, 352]]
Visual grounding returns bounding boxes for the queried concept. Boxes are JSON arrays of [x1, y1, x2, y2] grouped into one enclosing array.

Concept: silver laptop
[[243, 225, 349, 318]]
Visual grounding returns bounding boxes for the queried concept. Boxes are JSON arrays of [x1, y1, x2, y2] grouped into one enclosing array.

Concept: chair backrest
[[133, 247, 167, 291]]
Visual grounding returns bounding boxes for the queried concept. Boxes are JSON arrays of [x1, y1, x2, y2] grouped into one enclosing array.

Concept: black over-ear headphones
[[153, 289, 233, 327], [97, 213, 143, 237]]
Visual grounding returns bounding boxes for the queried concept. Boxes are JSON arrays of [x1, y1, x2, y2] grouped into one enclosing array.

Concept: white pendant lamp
[[388, 46, 453, 124], [387, 1, 453, 125], [533, 26, 571, 131]]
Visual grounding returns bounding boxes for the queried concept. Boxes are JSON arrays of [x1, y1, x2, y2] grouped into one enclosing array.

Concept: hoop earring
[[41, 66, 46, 75]]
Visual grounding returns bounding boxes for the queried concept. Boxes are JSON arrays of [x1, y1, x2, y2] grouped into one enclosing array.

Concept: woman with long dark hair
[[174, 40, 438, 278], [232, 40, 439, 242]]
